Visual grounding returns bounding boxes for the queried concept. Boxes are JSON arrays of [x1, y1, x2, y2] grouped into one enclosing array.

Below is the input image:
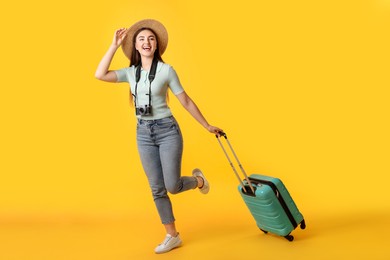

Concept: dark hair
[[128, 27, 168, 106], [130, 27, 164, 67]]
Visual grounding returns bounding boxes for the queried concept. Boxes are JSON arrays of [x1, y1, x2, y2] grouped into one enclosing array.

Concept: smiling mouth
[[142, 46, 151, 51]]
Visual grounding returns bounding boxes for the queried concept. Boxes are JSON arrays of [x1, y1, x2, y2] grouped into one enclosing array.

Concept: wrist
[[110, 43, 120, 50]]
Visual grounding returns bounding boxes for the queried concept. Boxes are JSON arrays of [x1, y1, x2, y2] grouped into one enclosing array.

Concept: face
[[135, 29, 158, 58]]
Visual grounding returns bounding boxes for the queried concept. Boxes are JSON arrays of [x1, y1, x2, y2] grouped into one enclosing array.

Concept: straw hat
[[121, 19, 168, 59]]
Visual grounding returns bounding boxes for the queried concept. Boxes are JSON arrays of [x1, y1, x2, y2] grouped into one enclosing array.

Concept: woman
[[95, 19, 222, 254]]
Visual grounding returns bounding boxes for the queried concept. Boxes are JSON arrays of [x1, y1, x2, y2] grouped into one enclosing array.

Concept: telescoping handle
[[216, 131, 255, 194]]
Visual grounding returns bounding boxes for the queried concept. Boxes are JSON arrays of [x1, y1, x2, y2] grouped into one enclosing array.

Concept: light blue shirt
[[114, 61, 184, 120]]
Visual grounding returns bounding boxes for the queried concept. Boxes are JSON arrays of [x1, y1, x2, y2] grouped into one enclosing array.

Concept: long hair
[[129, 28, 168, 106]]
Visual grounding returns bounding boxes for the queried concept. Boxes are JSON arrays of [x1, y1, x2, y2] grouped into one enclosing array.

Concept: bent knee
[[166, 182, 183, 195]]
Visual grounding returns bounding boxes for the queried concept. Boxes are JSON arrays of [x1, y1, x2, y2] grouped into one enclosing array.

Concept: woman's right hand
[[95, 28, 127, 81], [112, 28, 127, 48]]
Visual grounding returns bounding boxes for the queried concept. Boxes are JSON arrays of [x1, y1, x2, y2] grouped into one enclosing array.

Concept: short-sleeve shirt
[[114, 61, 184, 120]]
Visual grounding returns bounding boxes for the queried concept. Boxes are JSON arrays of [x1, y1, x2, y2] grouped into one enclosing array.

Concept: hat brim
[[121, 19, 168, 60]]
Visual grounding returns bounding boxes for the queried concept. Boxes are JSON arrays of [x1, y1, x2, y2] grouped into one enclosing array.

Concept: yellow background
[[1, 0, 390, 259]]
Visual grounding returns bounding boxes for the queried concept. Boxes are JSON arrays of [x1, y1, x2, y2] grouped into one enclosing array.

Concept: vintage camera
[[135, 105, 152, 116]]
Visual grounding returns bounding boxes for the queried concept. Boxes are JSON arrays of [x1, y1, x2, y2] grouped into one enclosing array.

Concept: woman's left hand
[[206, 125, 223, 136]]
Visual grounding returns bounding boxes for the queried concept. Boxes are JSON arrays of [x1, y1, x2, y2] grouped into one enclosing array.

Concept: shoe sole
[[155, 240, 182, 254], [192, 168, 210, 194]]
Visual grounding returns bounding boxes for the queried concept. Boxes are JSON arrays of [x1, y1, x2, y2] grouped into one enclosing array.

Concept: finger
[[118, 31, 128, 38], [115, 28, 126, 35]]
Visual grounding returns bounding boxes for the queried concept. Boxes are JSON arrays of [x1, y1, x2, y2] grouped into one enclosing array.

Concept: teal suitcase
[[216, 132, 306, 241], [238, 174, 306, 241]]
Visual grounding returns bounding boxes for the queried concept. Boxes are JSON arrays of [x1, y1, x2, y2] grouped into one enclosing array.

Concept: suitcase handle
[[215, 131, 255, 194]]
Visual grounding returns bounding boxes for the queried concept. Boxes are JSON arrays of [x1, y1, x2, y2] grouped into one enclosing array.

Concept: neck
[[141, 57, 154, 71]]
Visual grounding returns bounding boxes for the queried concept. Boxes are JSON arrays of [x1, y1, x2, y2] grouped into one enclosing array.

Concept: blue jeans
[[136, 116, 198, 224]]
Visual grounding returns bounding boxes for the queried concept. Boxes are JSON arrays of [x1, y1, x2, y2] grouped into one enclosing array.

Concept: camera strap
[[133, 58, 158, 108]]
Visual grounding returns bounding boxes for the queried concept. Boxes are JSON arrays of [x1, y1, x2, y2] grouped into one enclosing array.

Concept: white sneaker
[[192, 168, 210, 194], [154, 233, 182, 254]]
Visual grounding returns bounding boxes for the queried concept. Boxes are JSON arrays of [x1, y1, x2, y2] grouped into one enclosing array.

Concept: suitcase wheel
[[285, 235, 294, 242], [300, 220, 306, 230], [259, 228, 268, 234]]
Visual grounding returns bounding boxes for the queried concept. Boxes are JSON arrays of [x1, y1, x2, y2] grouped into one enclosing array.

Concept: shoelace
[[161, 235, 172, 245]]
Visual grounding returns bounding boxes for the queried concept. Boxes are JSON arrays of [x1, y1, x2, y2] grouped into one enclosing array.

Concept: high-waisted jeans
[[136, 116, 198, 224]]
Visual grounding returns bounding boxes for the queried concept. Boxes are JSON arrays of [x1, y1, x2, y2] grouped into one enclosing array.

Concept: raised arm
[[176, 91, 223, 135], [95, 28, 127, 82]]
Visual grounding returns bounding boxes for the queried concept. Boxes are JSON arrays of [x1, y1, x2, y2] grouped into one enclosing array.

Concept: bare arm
[[176, 91, 223, 135], [95, 28, 127, 82]]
